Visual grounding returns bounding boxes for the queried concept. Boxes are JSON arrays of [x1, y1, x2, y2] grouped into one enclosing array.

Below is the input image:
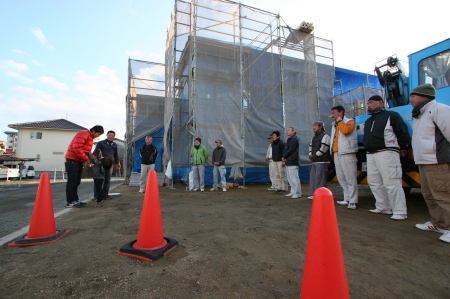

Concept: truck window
[[419, 49, 450, 89]]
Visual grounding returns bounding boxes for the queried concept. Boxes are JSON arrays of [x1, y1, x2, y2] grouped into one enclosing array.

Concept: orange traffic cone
[[300, 187, 350, 299], [8, 173, 70, 247], [118, 170, 178, 262]]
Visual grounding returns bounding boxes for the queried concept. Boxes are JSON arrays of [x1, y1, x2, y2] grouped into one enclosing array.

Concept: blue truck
[[350, 38, 450, 193]]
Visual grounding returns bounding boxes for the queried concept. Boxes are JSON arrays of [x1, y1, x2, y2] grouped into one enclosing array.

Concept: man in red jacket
[[65, 125, 104, 207]]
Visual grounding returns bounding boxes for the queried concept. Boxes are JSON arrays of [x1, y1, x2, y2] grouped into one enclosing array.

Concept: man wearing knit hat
[[410, 83, 450, 243], [363, 95, 410, 220], [308, 121, 331, 200]]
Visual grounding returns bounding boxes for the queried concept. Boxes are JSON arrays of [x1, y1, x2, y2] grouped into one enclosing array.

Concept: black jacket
[[140, 144, 157, 165], [94, 139, 119, 169], [212, 146, 227, 165], [271, 138, 285, 162], [363, 110, 411, 153], [310, 131, 331, 163], [86, 152, 105, 179], [283, 134, 300, 166]]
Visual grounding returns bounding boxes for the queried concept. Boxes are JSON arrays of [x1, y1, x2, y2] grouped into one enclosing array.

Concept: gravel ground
[[0, 181, 449, 298]]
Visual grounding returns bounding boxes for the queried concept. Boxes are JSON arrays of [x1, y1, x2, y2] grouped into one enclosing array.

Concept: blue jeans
[[213, 165, 227, 189], [94, 167, 113, 197]]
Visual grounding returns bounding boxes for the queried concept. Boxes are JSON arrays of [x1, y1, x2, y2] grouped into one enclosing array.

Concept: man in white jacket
[[410, 84, 450, 244], [330, 106, 359, 209]]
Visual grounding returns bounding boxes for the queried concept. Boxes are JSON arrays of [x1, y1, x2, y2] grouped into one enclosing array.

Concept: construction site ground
[[0, 178, 449, 299]]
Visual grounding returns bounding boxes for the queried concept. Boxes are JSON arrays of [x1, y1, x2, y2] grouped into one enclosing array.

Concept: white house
[[4, 131, 18, 153], [8, 119, 87, 172]]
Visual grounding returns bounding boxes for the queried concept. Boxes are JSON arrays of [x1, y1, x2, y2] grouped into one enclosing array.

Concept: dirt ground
[[0, 181, 449, 299]]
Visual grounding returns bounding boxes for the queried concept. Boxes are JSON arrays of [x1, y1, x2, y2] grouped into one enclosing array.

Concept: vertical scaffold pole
[[124, 58, 132, 185], [239, 2, 247, 189], [277, 15, 286, 134], [169, 1, 178, 189]]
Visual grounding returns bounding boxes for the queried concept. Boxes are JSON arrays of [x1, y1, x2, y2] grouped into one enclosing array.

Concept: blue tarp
[[141, 68, 379, 183], [178, 165, 311, 185], [334, 67, 381, 95]]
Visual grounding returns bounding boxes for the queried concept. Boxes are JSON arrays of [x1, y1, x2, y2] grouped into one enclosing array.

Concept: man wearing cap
[[363, 95, 410, 219], [211, 139, 227, 192], [410, 84, 450, 243], [308, 121, 331, 200], [282, 127, 302, 199], [265, 134, 276, 191], [330, 105, 358, 209], [191, 137, 208, 192]]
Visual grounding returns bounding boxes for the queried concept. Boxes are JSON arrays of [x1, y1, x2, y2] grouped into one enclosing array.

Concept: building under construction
[[125, 0, 382, 184]]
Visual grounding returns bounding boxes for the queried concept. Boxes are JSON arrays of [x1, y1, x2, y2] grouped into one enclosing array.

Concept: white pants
[[140, 164, 155, 190], [286, 165, 302, 196], [273, 161, 287, 191], [334, 152, 358, 203], [367, 151, 407, 215], [268, 159, 277, 189]]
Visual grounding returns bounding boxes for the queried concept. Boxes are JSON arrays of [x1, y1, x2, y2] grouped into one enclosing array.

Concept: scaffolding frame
[[124, 59, 166, 184], [164, 0, 335, 185]]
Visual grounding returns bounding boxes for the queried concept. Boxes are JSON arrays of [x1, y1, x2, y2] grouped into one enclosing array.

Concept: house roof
[[4, 131, 18, 134], [8, 119, 87, 131]]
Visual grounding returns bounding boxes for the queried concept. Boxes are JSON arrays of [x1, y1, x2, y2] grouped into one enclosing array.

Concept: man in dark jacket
[[93, 130, 120, 200], [65, 125, 104, 208], [86, 151, 106, 207], [308, 121, 331, 200], [363, 95, 410, 220], [139, 136, 157, 193], [272, 130, 287, 194], [211, 140, 227, 192], [282, 127, 302, 198]]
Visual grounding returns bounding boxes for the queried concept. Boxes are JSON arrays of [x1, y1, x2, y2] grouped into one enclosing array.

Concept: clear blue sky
[[1, 0, 448, 142]]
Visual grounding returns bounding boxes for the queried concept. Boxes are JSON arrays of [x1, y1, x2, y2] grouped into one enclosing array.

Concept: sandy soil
[[0, 181, 449, 299]]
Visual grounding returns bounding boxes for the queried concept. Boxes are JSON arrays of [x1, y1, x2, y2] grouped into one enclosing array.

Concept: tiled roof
[[8, 119, 87, 131]]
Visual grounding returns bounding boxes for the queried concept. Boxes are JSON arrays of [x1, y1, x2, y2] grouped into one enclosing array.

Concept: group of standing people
[[72, 85, 445, 245], [264, 83, 450, 244], [64, 125, 121, 208], [138, 137, 228, 193], [266, 128, 303, 199]]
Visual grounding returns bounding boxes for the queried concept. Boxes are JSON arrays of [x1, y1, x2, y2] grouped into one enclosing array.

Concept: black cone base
[[8, 229, 70, 247], [117, 237, 178, 262]]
